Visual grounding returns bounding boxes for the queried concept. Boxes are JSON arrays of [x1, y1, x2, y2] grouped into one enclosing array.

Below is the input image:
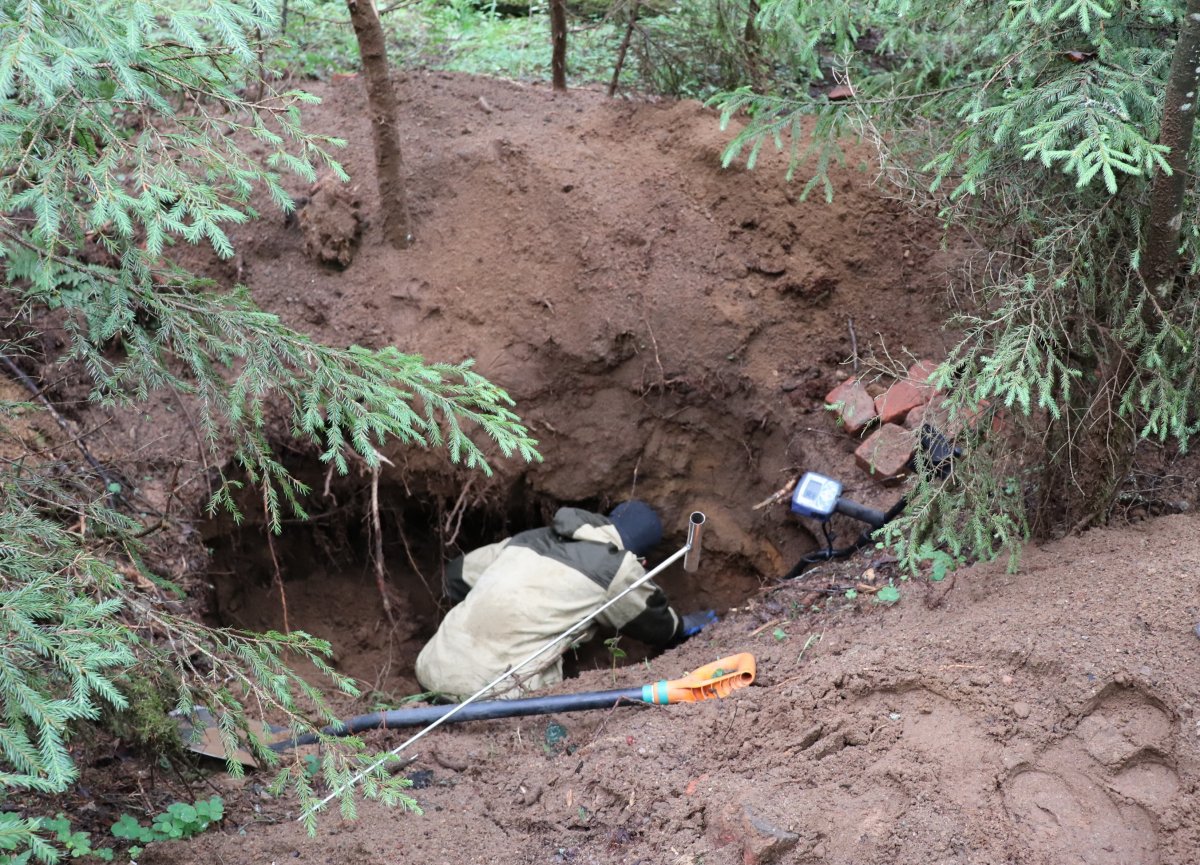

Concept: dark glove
[[680, 610, 718, 639]]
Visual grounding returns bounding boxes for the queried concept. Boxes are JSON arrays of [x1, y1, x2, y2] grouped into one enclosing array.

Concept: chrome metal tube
[[683, 511, 706, 572]]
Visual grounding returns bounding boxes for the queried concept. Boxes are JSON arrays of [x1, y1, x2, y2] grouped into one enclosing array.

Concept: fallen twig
[[847, 316, 859, 374], [748, 618, 783, 637], [263, 484, 290, 634], [752, 477, 797, 511], [386, 753, 421, 776], [441, 475, 476, 551], [396, 515, 442, 612], [369, 456, 397, 627]]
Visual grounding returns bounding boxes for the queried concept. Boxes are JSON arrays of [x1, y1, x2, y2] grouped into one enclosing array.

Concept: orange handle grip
[[641, 653, 757, 704]]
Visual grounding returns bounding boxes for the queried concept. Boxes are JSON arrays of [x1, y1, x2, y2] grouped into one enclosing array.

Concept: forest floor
[[22, 71, 1200, 864]]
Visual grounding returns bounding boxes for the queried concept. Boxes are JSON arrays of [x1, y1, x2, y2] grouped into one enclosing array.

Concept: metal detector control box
[[790, 472, 842, 520]]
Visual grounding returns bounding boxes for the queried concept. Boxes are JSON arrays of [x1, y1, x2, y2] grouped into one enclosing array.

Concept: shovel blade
[[175, 708, 287, 768]]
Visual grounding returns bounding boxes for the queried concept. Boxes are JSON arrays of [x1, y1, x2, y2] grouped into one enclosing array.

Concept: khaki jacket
[[415, 508, 681, 699]]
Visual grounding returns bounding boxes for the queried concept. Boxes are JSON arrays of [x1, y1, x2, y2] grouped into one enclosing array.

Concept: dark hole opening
[[204, 470, 764, 707]]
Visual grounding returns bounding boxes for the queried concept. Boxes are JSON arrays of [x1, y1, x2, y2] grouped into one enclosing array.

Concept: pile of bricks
[[824, 360, 939, 484]]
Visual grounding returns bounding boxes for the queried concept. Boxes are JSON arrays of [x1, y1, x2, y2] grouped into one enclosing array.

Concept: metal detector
[[782, 425, 959, 579]]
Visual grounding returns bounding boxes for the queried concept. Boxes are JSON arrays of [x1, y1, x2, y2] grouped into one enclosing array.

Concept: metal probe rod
[[683, 511, 705, 572], [302, 510, 708, 821]]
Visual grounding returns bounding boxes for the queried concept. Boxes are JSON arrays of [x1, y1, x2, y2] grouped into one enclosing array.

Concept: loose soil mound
[[44, 71, 1200, 864], [155, 515, 1200, 865]]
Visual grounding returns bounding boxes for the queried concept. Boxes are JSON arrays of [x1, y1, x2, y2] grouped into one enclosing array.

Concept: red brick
[[907, 359, 939, 385], [708, 802, 800, 865], [944, 398, 990, 435], [874, 379, 926, 425], [854, 423, 915, 483], [906, 359, 942, 407], [824, 378, 877, 434], [906, 397, 1004, 442], [905, 397, 956, 431]]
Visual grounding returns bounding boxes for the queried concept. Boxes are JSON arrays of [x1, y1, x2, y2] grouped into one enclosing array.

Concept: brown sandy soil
[[152, 516, 1200, 865], [15, 70, 1200, 863]]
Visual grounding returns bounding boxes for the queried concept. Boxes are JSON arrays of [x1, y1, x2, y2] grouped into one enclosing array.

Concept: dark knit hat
[[608, 500, 663, 556]]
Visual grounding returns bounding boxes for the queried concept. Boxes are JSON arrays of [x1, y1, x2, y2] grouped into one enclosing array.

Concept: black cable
[[781, 494, 908, 581]]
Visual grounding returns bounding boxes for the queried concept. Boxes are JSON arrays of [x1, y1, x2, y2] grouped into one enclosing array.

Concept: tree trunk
[[607, 0, 640, 98], [550, 0, 568, 92], [743, 0, 760, 45], [1140, 0, 1200, 298], [1079, 0, 1200, 531], [743, 0, 767, 91], [346, 0, 412, 249]]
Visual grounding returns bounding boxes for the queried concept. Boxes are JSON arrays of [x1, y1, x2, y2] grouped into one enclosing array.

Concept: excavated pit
[[178, 70, 966, 709], [204, 470, 771, 701]]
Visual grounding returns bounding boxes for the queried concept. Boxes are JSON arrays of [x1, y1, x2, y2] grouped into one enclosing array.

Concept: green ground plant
[[0, 813, 115, 864], [602, 635, 627, 684], [3, 796, 227, 864], [712, 0, 1200, 570], [874, 583, 901, 605], [0, 0, 539, 854], [110, 796, 224, 848]]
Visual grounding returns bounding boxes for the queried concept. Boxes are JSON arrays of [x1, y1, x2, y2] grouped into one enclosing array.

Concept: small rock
[[825, 378, 877, 434], [406, 769, 434, 789], [854, 423, 915, 483], [544, 721, 569, 752], [793, 724, 824, 751], [806, 731, 845, 760], [749, 258, 787, 276], [1194, 622, 1200, 640], [299, 175, 362, 268], [432, 749, 468, 772], [1001, 745, 1032, 771], [708, 803, 799, 865], [843, 726, 869, 746], [1012, 702, 1031, 719], [742, 809, 800, 865]]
